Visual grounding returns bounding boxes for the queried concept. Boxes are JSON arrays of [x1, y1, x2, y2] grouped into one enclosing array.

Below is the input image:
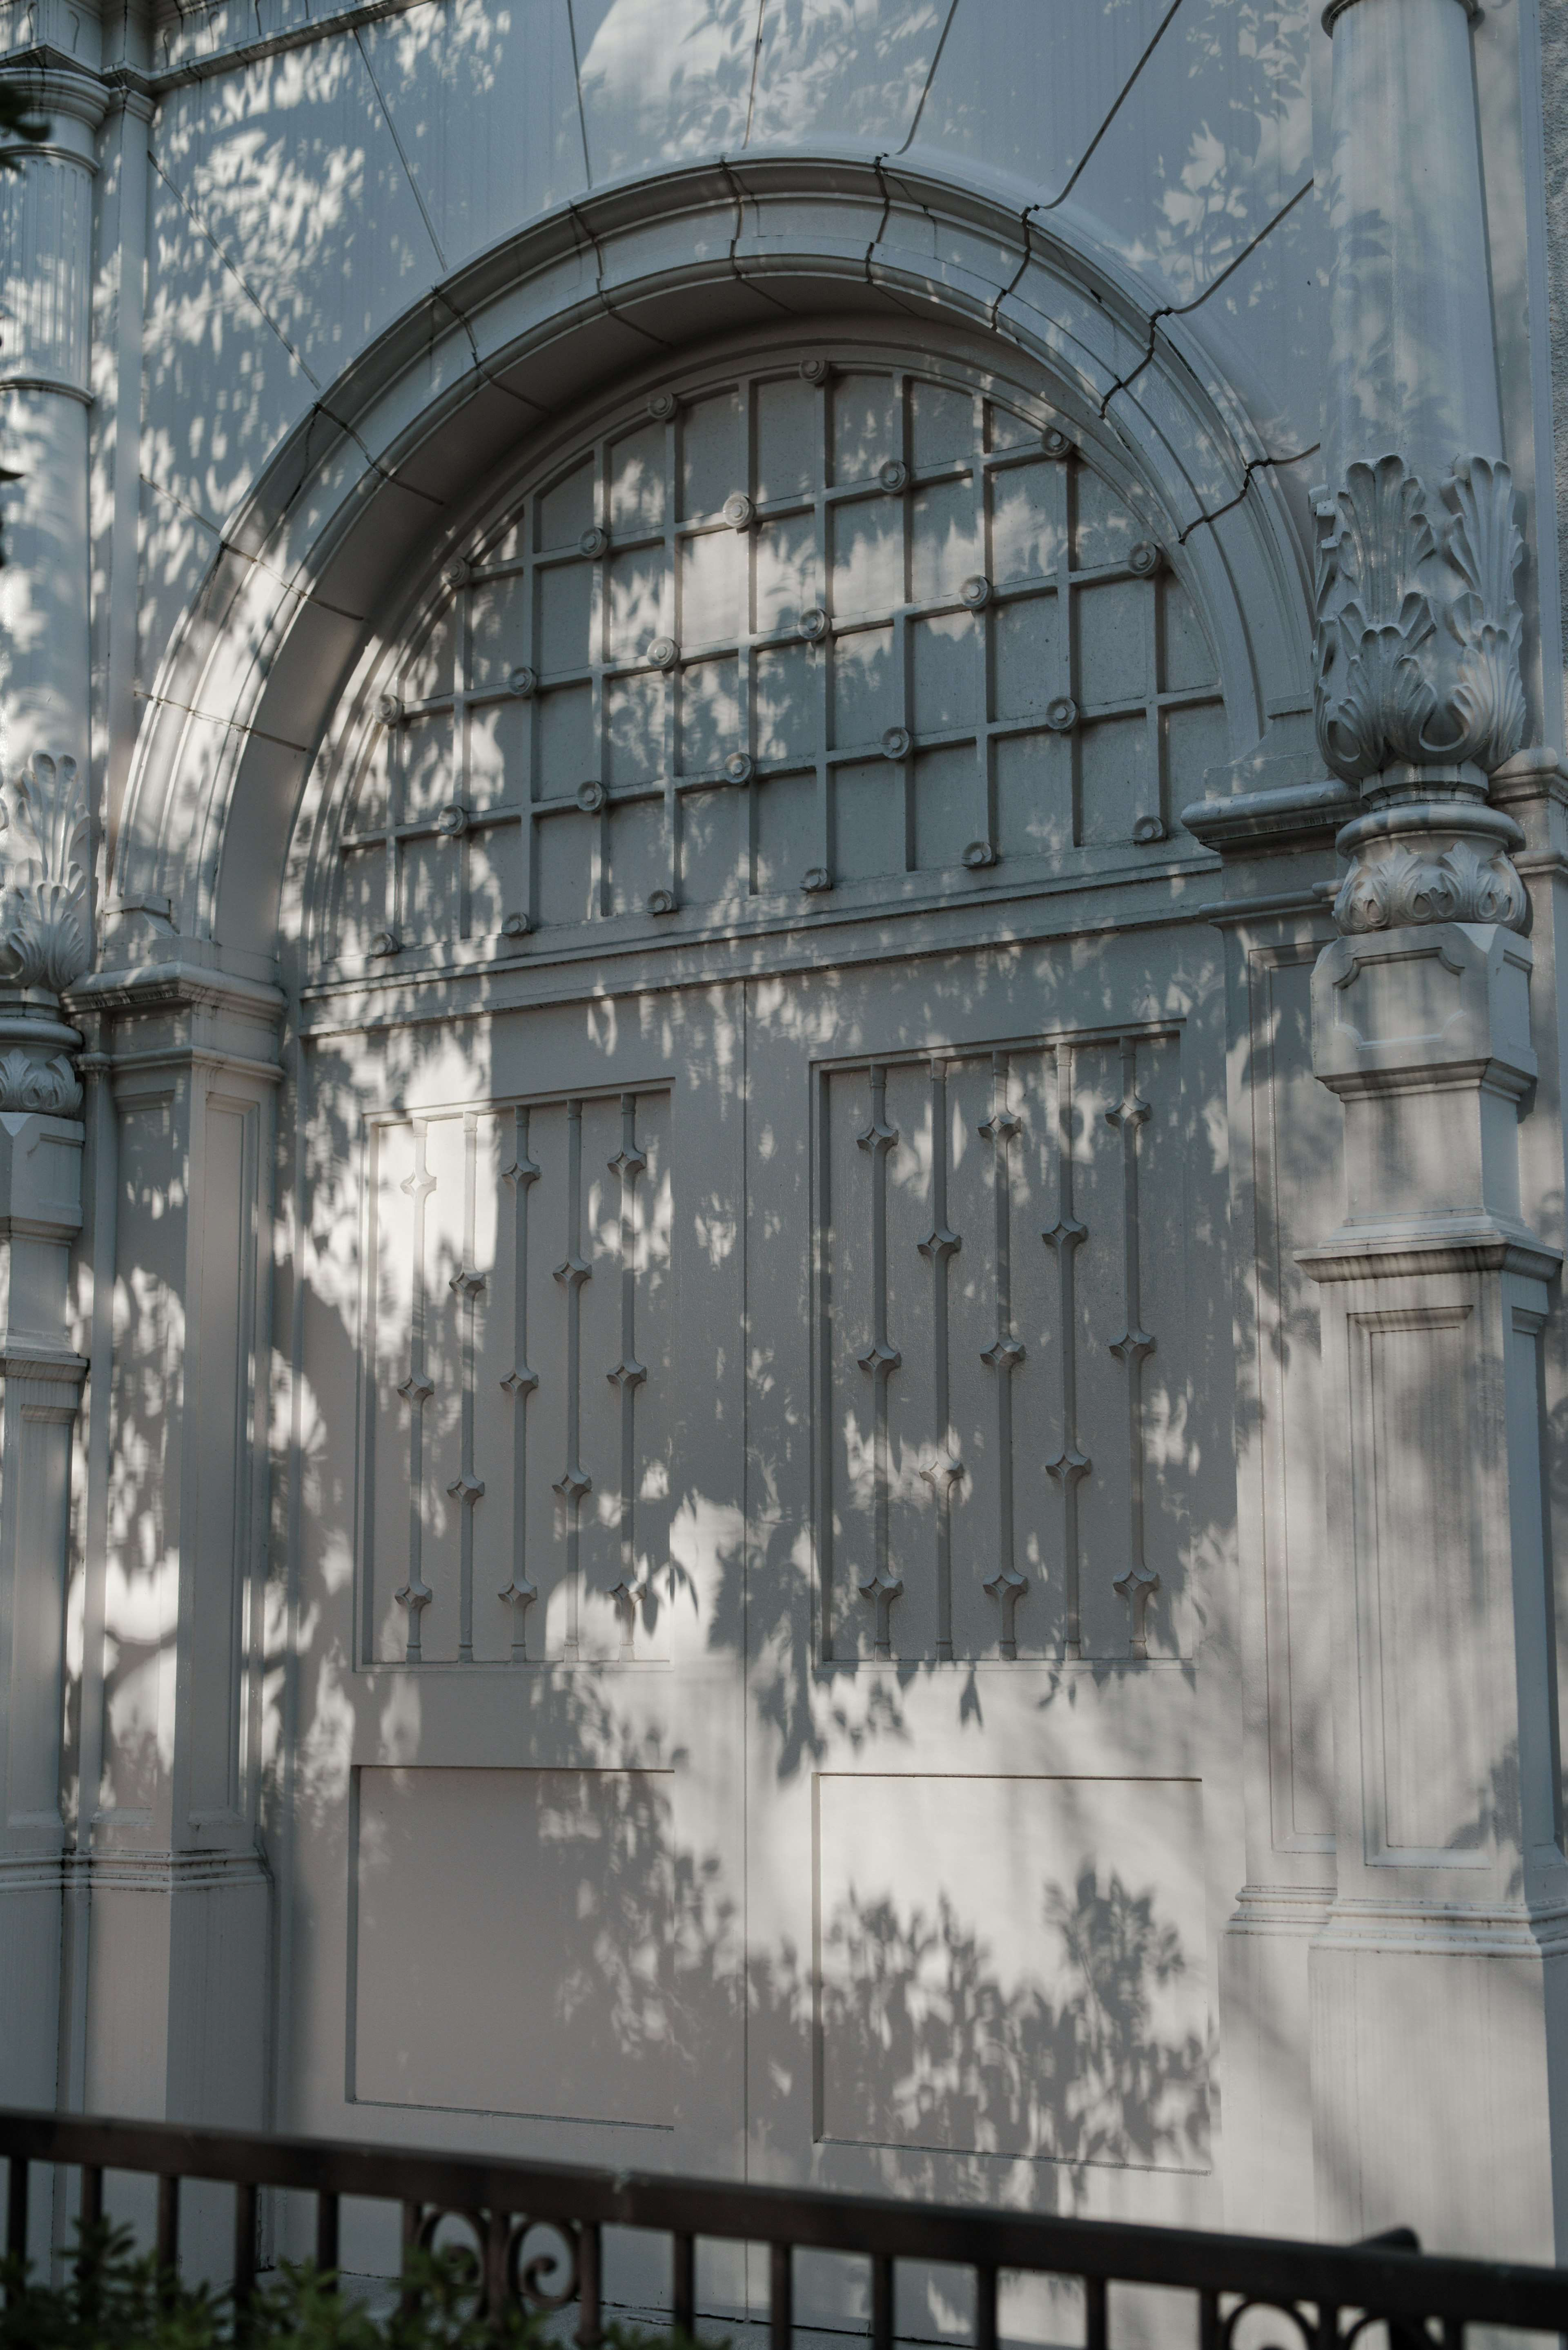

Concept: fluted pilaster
[[1303, 0, 1568, 2260], [0, 65, 104, 781]]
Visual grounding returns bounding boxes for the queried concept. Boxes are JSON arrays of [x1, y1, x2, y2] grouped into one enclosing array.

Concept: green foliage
[[0, 2224, 686, 2350]]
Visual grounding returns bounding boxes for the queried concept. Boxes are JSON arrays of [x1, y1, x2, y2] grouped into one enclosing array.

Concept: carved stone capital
[[0, 753, 90, 996], [1332, 801, 1529, 936], [1313, 453, 1526, 790]]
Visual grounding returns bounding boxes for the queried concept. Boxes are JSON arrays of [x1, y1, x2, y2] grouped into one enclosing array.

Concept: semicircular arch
[[108, 155, 1314, 977]]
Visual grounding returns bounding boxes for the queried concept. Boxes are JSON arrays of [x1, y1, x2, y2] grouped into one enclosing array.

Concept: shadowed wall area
[[0, 0, 1566, 2325]]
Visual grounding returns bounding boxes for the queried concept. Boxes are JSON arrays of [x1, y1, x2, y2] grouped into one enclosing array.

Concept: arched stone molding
[[105, 154, 1316, 980]]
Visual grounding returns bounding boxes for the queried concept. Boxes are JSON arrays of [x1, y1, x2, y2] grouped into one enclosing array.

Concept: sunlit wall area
[[0, 0, 1564, 2313]]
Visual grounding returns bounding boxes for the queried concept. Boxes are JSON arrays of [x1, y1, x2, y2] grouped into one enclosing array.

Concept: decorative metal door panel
[[361, 1091, 672, 1668], [291, 334, 1235, 2250]]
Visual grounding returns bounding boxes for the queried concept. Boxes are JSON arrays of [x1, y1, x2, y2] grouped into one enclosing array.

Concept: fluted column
[[0, 749, 89, 2109], [1303, 0, 1568, 2258], [0, 65, 104, 778]]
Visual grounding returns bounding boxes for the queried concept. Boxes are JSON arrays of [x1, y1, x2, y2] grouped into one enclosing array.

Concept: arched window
[[330, 340, 1226, 969]]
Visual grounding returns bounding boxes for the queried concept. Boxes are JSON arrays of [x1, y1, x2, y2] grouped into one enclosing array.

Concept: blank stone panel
[[754, 374, 817, 502], [911, 611, 976, 735], [469, 572, 528, 691], [610, 421, 668, 535], [680, 785, 742, 907], [911, 478, 976, 605], [681, 389, 742, 520], [832, 628, 895, 749], [1165, 702, 1229, 817], [608, 797, 664, 917], [995, 733, 1068, 862], [679, 658, 740, 774], [992, 598, 1058, 722], [910, 378, 974, 468], [354, 1767, 673, 2122], [754, 773, 816, 894], [755, 642, 818, 767], [403, 602, 457, 702], [912, 745, 975, 871], [1076, 579, 1150, 707], [991, 462, 1062, 582], [1073, 470, 1141, 570], [987, 399, 1040, 453], [815, 1772, 1208, 2166], [467, 823, 522, 937], [832, 373, 900, 485], [1160, 578, 1218, 692], [348, 736, 390, 832], [338, 845, 384, 957], [680, 529, 744, 649], [609, 546, 667, 663], [608, 673, 664, 787], [537, 560, 592, 675], [831, 498, 902, 618], [537, 683, 593, 793], [835, 760, 903, 886], [755, 514, 819, 635], [468, 701, 525, 810], [401, 837, 458, 947], [1079, 715, 1151, 845], [401, 716, 453, 823], [537, 460, 593, 550], [536, 812, 593, 926]]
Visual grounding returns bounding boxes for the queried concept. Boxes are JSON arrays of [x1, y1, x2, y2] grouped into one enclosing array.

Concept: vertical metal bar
[[1045, 1039, 1089, 1658], [484, 2208, 509, 2323], [1108, 1038, 1157, 1654], [919, 1057, 962, 1660], [608, 1095, 648, 1658], [974, 2265, 998, 2350], [1198, 2289, 1220, 2350], [500, 1106, 540, 1659], [232, 2181, 258, 2312], [576, 2219, 603, 2349], [1084, 2274, 1108, 2350], [315, 2191, 340, 2285], [856, 1065, 902, 1657], [980, 1053, 1027, 1653], [448, 1110, 487, 1663], [871, 2253, 894, 2350], [6, 2158, 26, 2261], [396, 1119, 437, 1659], [770, 2241, 792, 2350], [400, 2201, 422, 2315], [672, 2231, 695, 2339], [78, 2166, 102, 2241], [554, 1099, 592, 1661], [156, 2175, 179, 2292]]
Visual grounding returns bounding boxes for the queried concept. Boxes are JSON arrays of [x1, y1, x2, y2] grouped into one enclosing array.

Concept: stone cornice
[[0, 52, 111, 131], [65, 960, 287, 1023], [1180, 779, 1359, 853]]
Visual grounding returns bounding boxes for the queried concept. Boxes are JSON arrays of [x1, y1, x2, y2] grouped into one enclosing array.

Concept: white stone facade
[[1, 0, 1567, 2306]]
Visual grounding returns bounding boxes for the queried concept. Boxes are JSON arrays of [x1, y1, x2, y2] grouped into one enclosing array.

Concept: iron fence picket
[[0, 2106, 1562, 2348]]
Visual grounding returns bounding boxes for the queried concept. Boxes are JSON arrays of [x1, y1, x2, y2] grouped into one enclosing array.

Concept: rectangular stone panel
[[354, 1766, 673, 2124], [816, 1773, 1209, 2168]]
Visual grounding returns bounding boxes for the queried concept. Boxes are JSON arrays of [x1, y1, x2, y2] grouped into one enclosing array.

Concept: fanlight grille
[[333, 353, 1225, 962]]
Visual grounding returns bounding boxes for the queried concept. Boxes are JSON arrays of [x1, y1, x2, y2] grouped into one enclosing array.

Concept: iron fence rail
[[0, 2106, 1563, 2350]]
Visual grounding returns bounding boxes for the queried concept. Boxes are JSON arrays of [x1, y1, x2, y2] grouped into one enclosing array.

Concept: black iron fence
[[0, 2106, 1564, 2349]]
